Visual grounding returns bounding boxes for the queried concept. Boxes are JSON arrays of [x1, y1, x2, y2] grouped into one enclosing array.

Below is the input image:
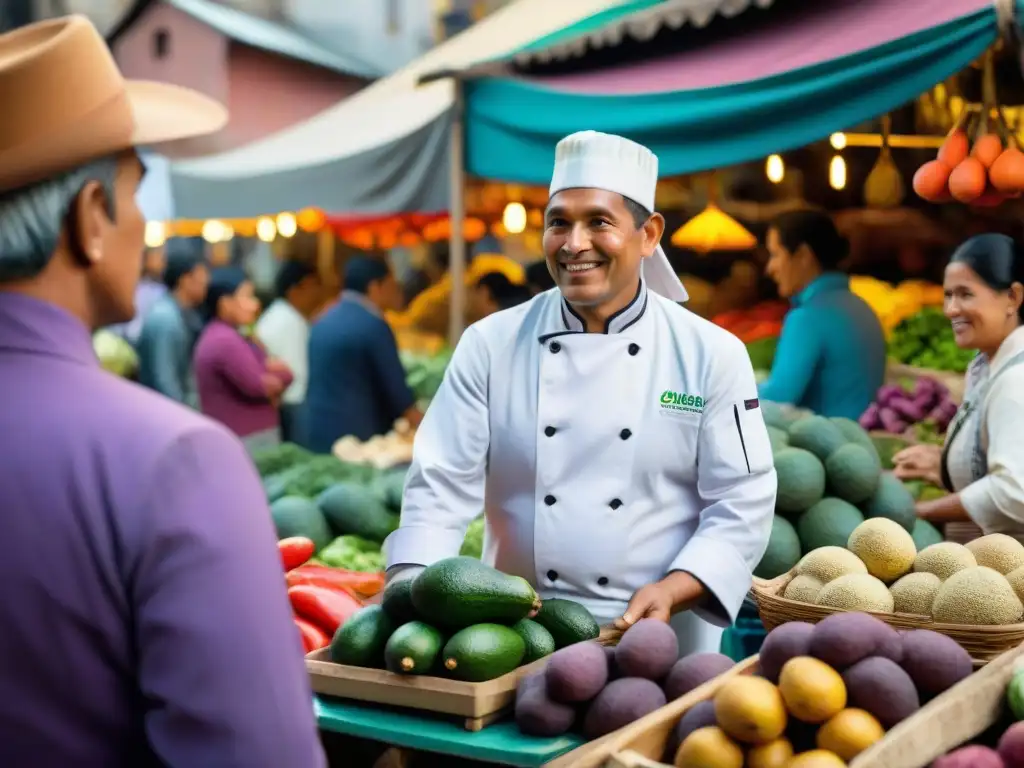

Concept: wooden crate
[[542, 656, 760, 768], [850, 642, 1024, 767], [307, 625, 623, 732]]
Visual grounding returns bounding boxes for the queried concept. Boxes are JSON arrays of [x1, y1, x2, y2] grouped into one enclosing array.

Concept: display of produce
[[329, 557, 598, 683], [401, 348, 454, 403], [514, 618, 737, 741], [778, 520, 1024, 626], [332, 425, 414, 469], [887, 307, 977, 373], [674, 613, 972, 766], [755, 410, 945, 580], [276, 536, 372, 654], [858, 376, 957, 439], [253, 444, 484, 575], [711, 302, 786, 344], [847, 276, 944, 336]]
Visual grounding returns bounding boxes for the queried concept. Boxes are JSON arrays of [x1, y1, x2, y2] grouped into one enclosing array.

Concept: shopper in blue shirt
[[758, 209, 886, 419], [303, 258, 423, 452]]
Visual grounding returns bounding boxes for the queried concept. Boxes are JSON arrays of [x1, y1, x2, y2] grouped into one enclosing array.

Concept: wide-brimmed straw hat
[[0, 14, 227, 193]]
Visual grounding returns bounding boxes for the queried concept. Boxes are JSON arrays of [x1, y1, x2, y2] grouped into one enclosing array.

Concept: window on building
[[152, 28, 170, 59], [386, 0, 400, 35]]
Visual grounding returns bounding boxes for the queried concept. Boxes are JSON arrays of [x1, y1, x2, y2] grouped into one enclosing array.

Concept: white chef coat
[[255, 299, 309, 405], [385, 279, 777, 653]]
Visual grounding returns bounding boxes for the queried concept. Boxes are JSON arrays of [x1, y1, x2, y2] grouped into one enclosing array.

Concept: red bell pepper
[[278, 537, 315, 571], [288, 584, 362, 637], [285, 564, 384, 598], [294, 617, 330, 654]]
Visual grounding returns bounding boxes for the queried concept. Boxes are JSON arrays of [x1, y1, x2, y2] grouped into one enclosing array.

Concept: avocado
[[410, 556, 541, 629], [381, 577, 419, 623], [384, 621, 444, 674], [533, 598, 600, 648], [329, 605, 396, 668], [511, 618, 556, 664], [442, 623, 526, 682]]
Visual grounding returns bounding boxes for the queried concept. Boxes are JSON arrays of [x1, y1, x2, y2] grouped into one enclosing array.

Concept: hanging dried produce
[[863, 115, 905, 208]]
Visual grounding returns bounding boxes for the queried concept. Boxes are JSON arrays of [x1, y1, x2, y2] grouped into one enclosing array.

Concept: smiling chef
[[384, 131, 777, 654]]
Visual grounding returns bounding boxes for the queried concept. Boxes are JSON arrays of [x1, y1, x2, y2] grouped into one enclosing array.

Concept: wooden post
[[447, 79, 467, 345]]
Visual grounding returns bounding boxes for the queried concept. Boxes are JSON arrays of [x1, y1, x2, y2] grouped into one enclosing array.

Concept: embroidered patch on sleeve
[[744, 398, 760, 411]]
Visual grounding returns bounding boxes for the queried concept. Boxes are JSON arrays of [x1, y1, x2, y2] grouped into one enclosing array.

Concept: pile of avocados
[[331, 556, 601, 683]]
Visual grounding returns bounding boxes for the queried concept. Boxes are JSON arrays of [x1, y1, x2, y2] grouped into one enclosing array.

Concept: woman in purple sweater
[[193, 268, 293, 452]]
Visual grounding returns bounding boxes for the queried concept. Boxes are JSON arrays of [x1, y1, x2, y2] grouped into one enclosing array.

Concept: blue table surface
[[315, 696, 585, 767]]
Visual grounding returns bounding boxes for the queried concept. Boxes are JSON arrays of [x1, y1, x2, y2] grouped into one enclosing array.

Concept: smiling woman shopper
[[194, 267, 293, 452], [894, 234, 1024, 541]]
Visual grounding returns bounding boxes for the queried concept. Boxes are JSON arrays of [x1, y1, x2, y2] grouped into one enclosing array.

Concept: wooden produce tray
[[543, 656, 760, 768], [849, 642, 1024, 768], [307, 625, 623, 732]]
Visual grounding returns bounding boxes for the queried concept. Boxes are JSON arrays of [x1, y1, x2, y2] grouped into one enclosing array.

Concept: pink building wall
[[111, 2, 365, 158]]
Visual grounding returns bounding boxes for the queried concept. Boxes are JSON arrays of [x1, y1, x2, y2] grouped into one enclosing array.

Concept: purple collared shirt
[[0, 293, 325, 768]]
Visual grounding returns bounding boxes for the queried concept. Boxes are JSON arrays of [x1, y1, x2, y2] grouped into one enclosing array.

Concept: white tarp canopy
[[170, 0, 635, 219]]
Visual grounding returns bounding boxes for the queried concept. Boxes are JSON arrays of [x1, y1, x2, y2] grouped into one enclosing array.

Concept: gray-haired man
[[0, 16, 324, 768]]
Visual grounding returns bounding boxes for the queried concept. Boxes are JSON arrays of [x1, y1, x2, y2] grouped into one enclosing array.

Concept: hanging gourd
[[863, 115, 905, 208], [914, 48, 1021, 207]]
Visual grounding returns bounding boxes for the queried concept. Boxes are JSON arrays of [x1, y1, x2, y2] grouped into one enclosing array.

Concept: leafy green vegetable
[[251, 442, 314, 478], [265, 456, 382, 500], [318, 535, 385, 572], [746, 337, 778, 372], [401, 349, 454, 403], [888, 307, 976, 373]]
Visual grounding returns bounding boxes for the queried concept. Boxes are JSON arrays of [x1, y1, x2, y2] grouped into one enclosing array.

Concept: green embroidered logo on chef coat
[[659, 390, 705, 414]]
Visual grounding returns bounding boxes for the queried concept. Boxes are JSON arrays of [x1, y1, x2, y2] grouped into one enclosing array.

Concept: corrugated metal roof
[[108, 0, 382, 78]]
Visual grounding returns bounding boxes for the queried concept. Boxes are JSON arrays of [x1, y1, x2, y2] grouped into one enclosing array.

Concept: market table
[[315, 695, 585, 767]]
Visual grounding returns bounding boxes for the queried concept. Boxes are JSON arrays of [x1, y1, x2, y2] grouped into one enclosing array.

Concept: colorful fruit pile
[[515, 619, 736, 740], [888, 307, 977, 373], [331, 557, 600, 683], [932, 666, 1024, 765], [784, 524, 1024, 626], [673, 612, 973, 767], [913, 118, 1024, 206], [277, 537, 378, 655], [754, 407, 943, 581], [859, 376, 958, 437], [711, 302, 787, 345], [848, 276, 944, 337]]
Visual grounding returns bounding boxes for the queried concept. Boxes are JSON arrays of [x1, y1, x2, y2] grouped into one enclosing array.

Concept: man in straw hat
[[385, 131, 777, 656], [0, 16, 324, 766]]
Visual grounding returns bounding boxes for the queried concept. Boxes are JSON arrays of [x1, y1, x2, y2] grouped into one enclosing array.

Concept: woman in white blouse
[[894, 234, 1024, 540]]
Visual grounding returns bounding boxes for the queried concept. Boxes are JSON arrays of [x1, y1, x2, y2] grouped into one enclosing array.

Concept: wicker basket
[[752, 572, 1024, 664], [849, 642, 1024, 768]]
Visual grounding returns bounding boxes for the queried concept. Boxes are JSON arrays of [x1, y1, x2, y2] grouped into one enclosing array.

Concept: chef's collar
[[0, 292, 97, 368], [557, 277, 649, 335]]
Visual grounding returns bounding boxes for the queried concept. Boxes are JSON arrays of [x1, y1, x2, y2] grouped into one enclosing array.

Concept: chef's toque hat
[[549, 131, 688, 303]]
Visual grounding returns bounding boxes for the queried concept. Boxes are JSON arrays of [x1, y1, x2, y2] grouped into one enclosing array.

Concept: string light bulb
[[502, 202, 527, 234], [276, 212, 298, 238], [202, 220, 227, 243], [765, 155, 784, 184], [256, 216, 277, 242], [144, 221, 166, 248], [830, 133, 847, 150], [829, 155, 847, 190]]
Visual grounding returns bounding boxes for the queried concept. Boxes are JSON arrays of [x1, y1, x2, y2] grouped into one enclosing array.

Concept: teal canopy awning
[[463, 0, 1018, 184]]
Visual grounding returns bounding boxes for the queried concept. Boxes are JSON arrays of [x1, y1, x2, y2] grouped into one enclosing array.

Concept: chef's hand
[[615, 571, 706, 630], [892, 444, 943, 487]]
